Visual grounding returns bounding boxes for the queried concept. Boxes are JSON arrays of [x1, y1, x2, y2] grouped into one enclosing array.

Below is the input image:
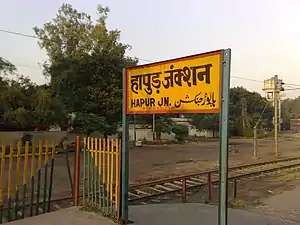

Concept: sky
[[1, 0, 300, 98]]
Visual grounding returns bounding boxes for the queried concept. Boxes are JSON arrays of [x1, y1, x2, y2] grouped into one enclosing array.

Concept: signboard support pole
[[121, 68, 129, 223], [218, 49, 231, 225]]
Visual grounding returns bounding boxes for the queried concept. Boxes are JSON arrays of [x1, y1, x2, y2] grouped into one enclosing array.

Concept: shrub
[[172, 124, 189, 143]]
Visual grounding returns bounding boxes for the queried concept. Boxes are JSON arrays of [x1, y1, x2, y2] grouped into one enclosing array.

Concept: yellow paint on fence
[[0, 139, 56, 207], [84, 137, 121, 215], [7, 145, 13, 199], [87, 137, 91, 200], [38, 141, 43, 170], [45, 141, 49, 165], [23, 142, 29, 184], [110, 140, 114, 200], [107, 139, 110, 192], [16, 141, 22, 190], [91, 138, 96, 205], [126, 50, 222, 114], [98, 139, 102, 181], [83, 137, 86, 205], [115, 139, 120, 214], [102, 138, 106, 196], [30, 142, 36, 178], [51, 140, 56, 158], [0, 143, 6, 203]]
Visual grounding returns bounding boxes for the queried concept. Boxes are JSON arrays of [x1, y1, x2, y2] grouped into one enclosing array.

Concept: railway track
[[128, 156, 300, 204]]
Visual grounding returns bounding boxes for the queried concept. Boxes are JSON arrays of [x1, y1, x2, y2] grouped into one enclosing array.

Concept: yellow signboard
[[125, 50, 222, 114]]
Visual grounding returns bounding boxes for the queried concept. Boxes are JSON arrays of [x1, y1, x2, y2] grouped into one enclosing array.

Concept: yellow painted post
[[107, 139, 110, 193], [7, 145, 13, 198], [110, 139, 114, 213], [16, 142, 21, 187], [7, 144, 14, 221], [46, 141, 56, 212], [94, 138, 98, 205], [0, 142, 6, 219], [30, 142, 36, 177], [87, 137, 90, 202], [14, 141, 22, 218], [91, 138, 95, 205], [102, 138, 106, 209], [42, 141, 49, 212], [99, 138, 104, 208], [29, 141, 36, 216], [21, 142, 29, 218], [45, 141, 49, 163], [115, 139, 121, 219], [93, 138, 97, 205], [83, 137, 86, 205], [35, 141, 43, 215], [38, 141, 43, 168]]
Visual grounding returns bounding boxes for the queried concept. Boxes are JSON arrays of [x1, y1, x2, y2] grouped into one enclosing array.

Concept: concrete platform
[[6, 207, 116, 225], [129, 204, 300, 225], [6, 204, 300, 225]]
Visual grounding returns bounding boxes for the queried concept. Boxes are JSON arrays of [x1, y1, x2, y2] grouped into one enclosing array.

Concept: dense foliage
[[188, 87, 274, 137]]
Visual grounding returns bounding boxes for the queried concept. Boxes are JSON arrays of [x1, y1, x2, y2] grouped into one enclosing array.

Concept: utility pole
[[253, 126, 258, 158], [253, 101, 269, 159], [279, 95, 281, 131], [152, 114, 155, 141], [133, 114, 137, 143], [241, 98, 247, 136], [274, 75, 279, 157]]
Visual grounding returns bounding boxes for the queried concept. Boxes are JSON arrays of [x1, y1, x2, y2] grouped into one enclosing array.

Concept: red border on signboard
[[125, 50, 223, 115]]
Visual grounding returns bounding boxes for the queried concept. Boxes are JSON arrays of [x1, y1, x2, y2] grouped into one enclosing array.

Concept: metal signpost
[[218, 49, 231, 225], [122, 49, 231, 225]]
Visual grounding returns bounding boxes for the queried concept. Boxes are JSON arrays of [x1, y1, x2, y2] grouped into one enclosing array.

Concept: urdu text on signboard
[[125, 50, 222, 114]]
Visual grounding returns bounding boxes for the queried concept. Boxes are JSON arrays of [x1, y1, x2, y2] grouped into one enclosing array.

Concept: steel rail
[[128, 157, 300, 203]]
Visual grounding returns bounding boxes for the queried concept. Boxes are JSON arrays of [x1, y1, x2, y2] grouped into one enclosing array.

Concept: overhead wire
[[1, 28, 300, 89]]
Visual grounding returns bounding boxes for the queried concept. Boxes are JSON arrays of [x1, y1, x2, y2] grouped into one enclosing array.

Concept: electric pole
[[152, 114, 155, 141], [241, 98, 247, 136], [274, 75, 279, 157], [279, 95, 281, 131], [253, 101, 269, 159], [133, 114, 137, 143]]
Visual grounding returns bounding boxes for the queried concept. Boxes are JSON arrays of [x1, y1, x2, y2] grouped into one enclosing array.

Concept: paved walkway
[[6, 204, 300, 225], [129, 204, 299, 225], [255, 185, 300, 222], [6, 207, 116, 225]]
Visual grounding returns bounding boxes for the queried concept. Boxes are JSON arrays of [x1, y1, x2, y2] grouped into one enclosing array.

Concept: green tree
[[189, 87, 273, 137], [133, 114, 175, 140], [34, 3, 137, 135], [155, 117, 174, 140], [281, 97, 300, 130], [189, 114, 219, 137], [0, 57, 16, 75], [172, 124, 189, 142]]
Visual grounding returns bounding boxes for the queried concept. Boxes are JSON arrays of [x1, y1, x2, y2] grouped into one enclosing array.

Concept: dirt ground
[[166, 167, 300, 223], [129, 136, 300, 184]]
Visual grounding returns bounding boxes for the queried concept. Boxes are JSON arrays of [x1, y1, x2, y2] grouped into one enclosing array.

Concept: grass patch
[[229, 199, 246, 208], [80, 201, 121, 224]]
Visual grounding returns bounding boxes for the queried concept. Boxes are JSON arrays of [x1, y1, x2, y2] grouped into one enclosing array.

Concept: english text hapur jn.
[[130, 97, 170, 108]]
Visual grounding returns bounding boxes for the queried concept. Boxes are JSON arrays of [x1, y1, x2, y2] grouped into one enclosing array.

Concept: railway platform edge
[[6, 207, 117, 225], [4, 203, 300, 225]]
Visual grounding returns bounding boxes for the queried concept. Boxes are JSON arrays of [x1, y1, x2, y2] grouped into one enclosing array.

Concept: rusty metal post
[[208, 172, 212, 201], [73, 136, 81, 206], [232, 179, 237, 200], [182, 178, 186, 203]]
